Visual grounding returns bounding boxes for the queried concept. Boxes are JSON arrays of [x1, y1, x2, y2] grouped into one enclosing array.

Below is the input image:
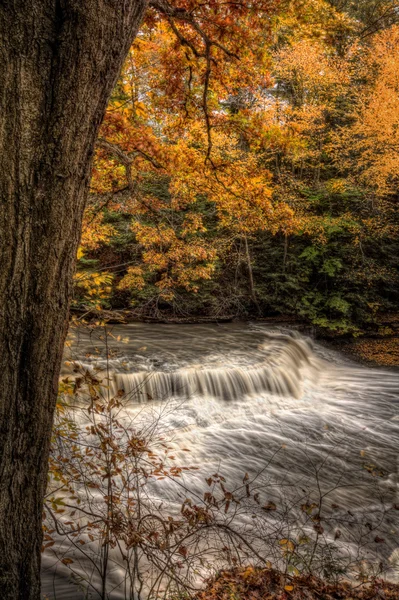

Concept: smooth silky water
[[41, 323, 399, 598]]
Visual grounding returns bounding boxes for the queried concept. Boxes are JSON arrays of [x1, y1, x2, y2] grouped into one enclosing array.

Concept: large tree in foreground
[[0, 1, 276, 597], [0, 2, 147, 598]]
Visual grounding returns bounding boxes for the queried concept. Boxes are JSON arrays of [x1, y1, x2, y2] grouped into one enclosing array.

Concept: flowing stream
[[42, 323, 399, 598]]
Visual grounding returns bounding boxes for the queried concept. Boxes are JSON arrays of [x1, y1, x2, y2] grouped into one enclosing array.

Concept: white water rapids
[[42, 323, 399, 599]]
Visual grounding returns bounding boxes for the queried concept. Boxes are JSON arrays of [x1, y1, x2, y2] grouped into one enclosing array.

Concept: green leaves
[[326, 295, 350, 315], [321, 258, 342, 277]]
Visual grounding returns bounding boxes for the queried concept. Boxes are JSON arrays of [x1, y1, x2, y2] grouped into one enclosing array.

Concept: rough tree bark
[[0, 1, 147, 598]]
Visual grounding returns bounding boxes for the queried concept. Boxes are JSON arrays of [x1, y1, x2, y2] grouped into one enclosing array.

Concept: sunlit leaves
[[334, 25, 399, 197], [72, 0, 399, 329]]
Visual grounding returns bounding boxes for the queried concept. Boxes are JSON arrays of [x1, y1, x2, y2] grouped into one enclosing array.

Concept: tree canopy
[[75, 0, 399, 334]]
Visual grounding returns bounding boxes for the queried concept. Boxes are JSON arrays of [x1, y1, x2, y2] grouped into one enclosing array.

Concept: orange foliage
[[80, 0, 298, 302], [76, 0, 399, 326], [196, 566, 399, 600], [335, 26, 399, 196]]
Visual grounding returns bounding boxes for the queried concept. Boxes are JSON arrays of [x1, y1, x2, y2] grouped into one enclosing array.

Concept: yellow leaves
[[274, 39, 350, 106], [325, 178, 347, 194], [134, 101, 147, 119], [80, 212, 116, 251], [130, 217, 217, 296], [301, 502, 318, 514], [74, 270, 114, 305], [118, 267, 146, 292], [133, 222, 176, 248], [181, 213, 207, 237], [274, 0, 356, 46], [242, 566, 255, 580], [79, 9, 310, 305], [333, 26, 399, 197], [143, 250, 170, 272], [171, 132, 293, 236], [76, 0, 399, 315], [279, 538, 295, 552], [59, 379, 74, 396], [347, 337, 399, 367]]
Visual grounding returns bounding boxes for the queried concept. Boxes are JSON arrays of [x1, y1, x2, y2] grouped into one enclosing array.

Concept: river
[[42, 323, 399, 599]]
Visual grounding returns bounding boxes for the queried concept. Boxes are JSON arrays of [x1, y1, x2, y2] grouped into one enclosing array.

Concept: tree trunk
[[283, 233, 289, 272], [0, 1, 147, 598], [243, 235, 261, 315]]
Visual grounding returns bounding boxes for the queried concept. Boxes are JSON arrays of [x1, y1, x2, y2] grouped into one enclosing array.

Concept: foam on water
[[43, 324, 399, 599], [70, 328, 321, 403]]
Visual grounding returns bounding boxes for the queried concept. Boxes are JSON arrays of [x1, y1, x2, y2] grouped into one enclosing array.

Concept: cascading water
[[43, 323, 399, 599], [66, 326, 321, 402], [110, 336, 315, 401]]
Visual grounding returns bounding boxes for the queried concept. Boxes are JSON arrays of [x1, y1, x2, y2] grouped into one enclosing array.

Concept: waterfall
[[46, 324, 399, 599], [106, 333, 319, 402]]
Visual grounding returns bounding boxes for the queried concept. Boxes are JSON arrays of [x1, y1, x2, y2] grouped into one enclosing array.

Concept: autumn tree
[[77, 5, 295, 314], [335, 25, 399, 197], [327, 0, 399, 36]]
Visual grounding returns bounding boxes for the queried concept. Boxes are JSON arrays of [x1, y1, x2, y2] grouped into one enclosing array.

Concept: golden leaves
[[279, 538, 295, 552], [333, 25, 399, 197], [196, 565, 399, 600], [118, 267, 146, 292]]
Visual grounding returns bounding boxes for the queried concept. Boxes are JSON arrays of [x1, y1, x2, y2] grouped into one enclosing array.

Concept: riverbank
[[327, 336, 399, 368]]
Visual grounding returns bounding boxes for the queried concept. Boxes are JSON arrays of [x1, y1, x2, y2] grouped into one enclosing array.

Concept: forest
[[0, 1, 399, 600], [74, 0, 399, 338]]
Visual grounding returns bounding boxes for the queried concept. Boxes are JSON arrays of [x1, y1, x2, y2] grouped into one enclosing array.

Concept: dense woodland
[[74, 0, 399, 335]]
